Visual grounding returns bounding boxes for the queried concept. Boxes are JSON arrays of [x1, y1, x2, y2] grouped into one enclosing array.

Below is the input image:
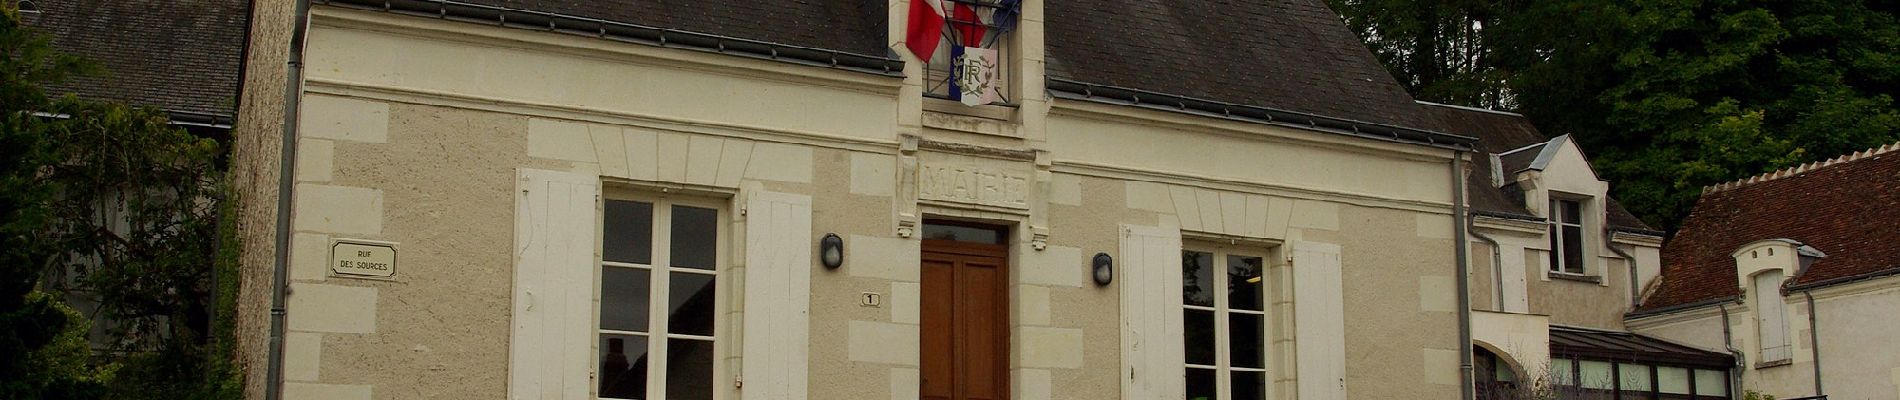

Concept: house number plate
[[331, 239, 397, 278]]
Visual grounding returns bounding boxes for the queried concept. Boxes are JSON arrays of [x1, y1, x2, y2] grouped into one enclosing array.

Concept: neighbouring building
[[227, 1, 1494, 400], [21, 0, 251, 349], [1628, 142, 1900, 400], [1428, 102, 1738, 399]]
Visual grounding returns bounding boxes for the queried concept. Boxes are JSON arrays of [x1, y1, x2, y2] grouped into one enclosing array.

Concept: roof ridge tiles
[[1702, 140, 1900, 194]]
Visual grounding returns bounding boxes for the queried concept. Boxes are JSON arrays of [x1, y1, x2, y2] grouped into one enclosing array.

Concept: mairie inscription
[[918, 163, 1030, 210]]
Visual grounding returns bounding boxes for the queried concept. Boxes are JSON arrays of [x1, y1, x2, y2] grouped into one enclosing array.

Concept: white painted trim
[[740, 190, 813, 400], [509, 168, 600, 400]]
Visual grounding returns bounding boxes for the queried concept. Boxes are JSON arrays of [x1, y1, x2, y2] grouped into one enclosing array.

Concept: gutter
[[1604, 241, 1642, 308], [1626, 295, 1742, 319], [1047, 78, 1479, 152], [265, 0, 314, 399], [1804, 291, 1824, 397], [1469, 230, 1504, 312], [1452, 152, 1475, 400]]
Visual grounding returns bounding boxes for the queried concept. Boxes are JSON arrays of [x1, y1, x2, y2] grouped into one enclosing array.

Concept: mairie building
[[229, 1, 1488, 399]]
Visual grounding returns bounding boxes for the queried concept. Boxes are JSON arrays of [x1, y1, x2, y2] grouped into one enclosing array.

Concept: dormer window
[[1548, 198, 1585, 275]]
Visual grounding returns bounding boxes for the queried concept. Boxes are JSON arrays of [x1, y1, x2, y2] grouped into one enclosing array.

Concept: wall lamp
[[1092, 253, 1113, 286], [820, 233, 845, 270]]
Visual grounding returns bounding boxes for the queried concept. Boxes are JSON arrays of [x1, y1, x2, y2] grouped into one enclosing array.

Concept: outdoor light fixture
[[820, 233, 844, 269], [1092, 253, 1113, 286]]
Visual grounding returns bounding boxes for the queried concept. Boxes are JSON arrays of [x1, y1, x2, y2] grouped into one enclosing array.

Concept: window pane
[[1184, 309, 1216, 366], [1229, 313, 1265, 369], [1694, 369, 1727, 396], [600, 267, 651, 332], [920, 223, 1005, 244], [1228, 255, 1265, 311], [1561, 200, 1582, 224], [1580, 360, 1613, 390], [1185, 367, 1216, 400], [1232, 371, 1266, 400], [1562, 226, 1584, 273], [1552, 359, 1575, 386], [604, 200, 653, 264], [666, 339, 715, 400], [598, 334, 649, 399], [1619, 363, 1652, 392], [668, 273, 717, 336], [1183, 251, 1214, 307], [1658, 367, 1690, 394], [669, 205, 719, 270]]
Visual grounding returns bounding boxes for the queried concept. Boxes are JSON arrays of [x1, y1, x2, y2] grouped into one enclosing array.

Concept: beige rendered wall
[[241, 4, 1469, 400], [1526, 256, 1631, 330], [1630, 276, 1900, 400], [228, 0, 296, 398]]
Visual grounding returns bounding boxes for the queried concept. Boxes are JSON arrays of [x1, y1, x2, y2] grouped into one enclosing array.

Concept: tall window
[[1547, 198, 1585, 274], [598, 197, 723, 400], [1181, 247, 1268, 400]]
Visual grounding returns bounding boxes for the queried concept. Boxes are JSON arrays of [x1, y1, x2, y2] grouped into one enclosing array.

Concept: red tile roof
[[1640, 143, 1900, 312]]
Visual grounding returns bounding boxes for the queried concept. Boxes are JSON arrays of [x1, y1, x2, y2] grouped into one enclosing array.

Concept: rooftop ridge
[[1703, 141, 1900, 194]]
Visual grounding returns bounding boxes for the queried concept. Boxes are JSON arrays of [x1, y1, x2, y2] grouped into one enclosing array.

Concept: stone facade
[[228, 2, 1475, 399]]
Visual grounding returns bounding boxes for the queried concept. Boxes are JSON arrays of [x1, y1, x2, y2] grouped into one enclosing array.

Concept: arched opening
[[1475, 345, 1524, 400]]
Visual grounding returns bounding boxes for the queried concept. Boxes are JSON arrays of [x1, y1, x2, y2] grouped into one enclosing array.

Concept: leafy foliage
[[0, 5, 239, 399], [1330, 0, 1900, 230]]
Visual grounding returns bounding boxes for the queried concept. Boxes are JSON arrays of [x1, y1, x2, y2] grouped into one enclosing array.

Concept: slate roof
[[28, 0, 251, 119], [442, 0, 890, 55], [1549, 325, 1731, 367], [1639, 143, 1900, 313], [1418, 102, 1655, 233], [1044, 0, 1433, 130]]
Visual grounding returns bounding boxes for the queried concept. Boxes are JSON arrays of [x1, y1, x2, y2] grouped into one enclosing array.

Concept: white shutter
[[1754, 271, 1791, 362], [741, 191, 813, 400], [1291, 241, 1346, 400], [1120, 224, 1184, 400], [508, 168, 599, 400]]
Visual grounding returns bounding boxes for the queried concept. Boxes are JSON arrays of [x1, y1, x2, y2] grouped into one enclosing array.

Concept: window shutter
[[741, 191, 813, 400], [1120, 224, 1184, 400], [1753, 271, 1791, 362], [1291, 241, 1346, 400], [509, 168, 600, 400]]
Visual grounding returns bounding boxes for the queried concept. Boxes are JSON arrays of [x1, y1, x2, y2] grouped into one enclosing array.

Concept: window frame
[[1547, 196, 1589, 276], [1180, 243, 1271, 400], [594, 191, 730, 400], [1547, 356, 1732, 400]]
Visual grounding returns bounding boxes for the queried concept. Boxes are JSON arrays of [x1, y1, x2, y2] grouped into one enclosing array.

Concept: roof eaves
[[1627, 295, 1741, 318], [317, 0, 906, 77], [1415, 100, 1524, 117], [1787, 266, 1900, 291], [1048, 78, 1477, 151]]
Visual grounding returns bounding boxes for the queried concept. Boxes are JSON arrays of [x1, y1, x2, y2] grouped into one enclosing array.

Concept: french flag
[[904, 0, 946, 63], [907, 1, 989, 63]]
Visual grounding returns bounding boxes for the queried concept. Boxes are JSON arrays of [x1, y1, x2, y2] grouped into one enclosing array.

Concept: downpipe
[[1605, 243, 1641, 309], [1451, 152, 1475, 400], [1720, 303, 1746, 398], [1469, 231, 1504, 312], [265, 0, 313, 399], [1804, 291, 1823, 397]]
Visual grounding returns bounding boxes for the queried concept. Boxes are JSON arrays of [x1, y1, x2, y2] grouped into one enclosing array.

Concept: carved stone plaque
[[918, 162, 1031, 210]]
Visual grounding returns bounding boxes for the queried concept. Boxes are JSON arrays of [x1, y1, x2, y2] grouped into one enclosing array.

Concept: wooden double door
[[920, 239, 1010, 400]]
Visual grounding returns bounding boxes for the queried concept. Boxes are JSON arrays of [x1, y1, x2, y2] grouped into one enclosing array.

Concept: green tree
[[1, 4, 240, 399], [1329, 0, 1900, 230]]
